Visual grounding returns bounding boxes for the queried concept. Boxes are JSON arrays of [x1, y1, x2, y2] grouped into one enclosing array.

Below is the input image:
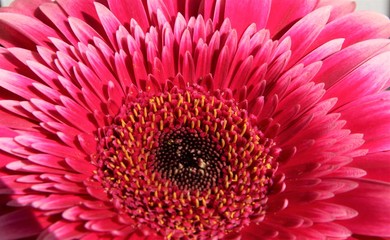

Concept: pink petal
[[146, 0, 171, 26], [0, 208, 45, 239], [57, 96, 96, 133], [36, 45, 56, 68], [298, 38, 344, 66], [6, 160, 68, 175], [55, 0, 100, 31], [324, 51, 390, 108], [0, 101, 37, 129], [339, 94, 390, 152], [77, 133, 97, 155], [314, 39, 390, 89], [313, 222, 352, 238], [37, 221, 85, 240], [108, 0, 149, 31], [0, 12, 59, 49], [327, 167, 367, 179], [65, 157, 96, 175], [54, 182, 86, 194], [68, 17, 103, 45], [241, 223, 279, 239], [310, 11, 390, 51], [0, 138, 30, 158], [0, 48, 25, 73], [85, 218, 124, 232], [224, 0, 271, 37], [32, 82, 61, 103], [33, 195, 84, 210], [332, 180, 390, 237], [26, 59, 61, 91], [31, 141, 84, 159], [30, 182, 61, 193], [80, 209, 116, 220], [267, 0, 318, 37], [94, 2, 121, 50], [27, 154, 66, 170], [62, 206, 84, 221], [0, 69, 37, 100], [7, 194, 46, 207], [316, 0, 356, 21], [38, 2, 79, 45], [0, 127, 18, 138], [312, 202, 358, 220], [267, 214, 306, 228], [84, 180, 111, 202], [351, 152, 390, 182], [1, 0, 51, 18], [0, 175, 33, 194], [7, 47, 43, 66], [281, 6, 331, 66]]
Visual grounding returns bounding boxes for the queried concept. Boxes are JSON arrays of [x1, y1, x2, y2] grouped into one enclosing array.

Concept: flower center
[[93, 85, 280, 238], [154, 127, 224, 191]]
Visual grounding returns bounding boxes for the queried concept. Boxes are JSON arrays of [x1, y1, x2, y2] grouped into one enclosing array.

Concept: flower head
[[0, 0, 390, 239]]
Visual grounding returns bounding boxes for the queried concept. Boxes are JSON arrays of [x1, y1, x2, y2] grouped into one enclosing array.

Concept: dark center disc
[[153, 127, 225, 191]]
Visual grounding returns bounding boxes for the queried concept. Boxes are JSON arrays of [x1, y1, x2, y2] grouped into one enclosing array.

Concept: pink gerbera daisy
[[1, 0, 390, 239]]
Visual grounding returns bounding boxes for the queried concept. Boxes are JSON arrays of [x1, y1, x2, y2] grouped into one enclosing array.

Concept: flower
[[0, 0, 390, 239]]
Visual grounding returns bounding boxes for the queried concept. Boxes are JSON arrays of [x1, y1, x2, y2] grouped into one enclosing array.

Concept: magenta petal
[[314, 39, 390, 88], [225, 0, 271, 37], [31, 141, 84, 159], [94, 3, 121, 49], [2, 0, 51, 18], [54, 182, 86, 194], [281, 6, 331, 66], [316, 0, 356, 21], [38, 2, 79, 45], [57, 96, 96, 133], [79, 209, 116, 220], [65, 157, 95, 175], [85, 218, 124, 232], [324, 51, 390, 107], [0, 102, 37, 129], [0, 208, 44, 239], [108, 0, 149, 31], [351, 152, 390, 182], [37, 221, 85, 240], [68, 17, 103, 45], [0, 69, 36, 100], [55, 0, 100, 29], [267, 0, 318, 37], [62, 206, 83, 221], [7, 195, 45, 207], [299, 38, 344, 65], [77, 133, 97, 155], [0, 12, 59, 49], [241, 223, 279, 239], [27, 154, 65, 170], [339, 94, 390, 153], [313, 222, 352, 238], [34, 195, 84, 210], [310, 11, 390, 50], [333, 180, 390, 237]]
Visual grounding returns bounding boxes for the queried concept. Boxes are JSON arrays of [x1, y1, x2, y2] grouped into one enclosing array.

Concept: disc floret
[[94, 85, 280, 238]]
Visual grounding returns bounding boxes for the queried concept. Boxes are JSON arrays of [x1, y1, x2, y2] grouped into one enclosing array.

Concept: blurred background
[[355, 0, 389, 15], [0, 0, 389, 15]]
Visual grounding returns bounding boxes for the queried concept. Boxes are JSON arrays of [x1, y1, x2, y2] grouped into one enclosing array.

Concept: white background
[[0, 0, 389, 15], [355, 0, 389, 15]]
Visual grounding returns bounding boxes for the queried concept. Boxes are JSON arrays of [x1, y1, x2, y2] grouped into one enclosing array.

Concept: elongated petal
[[225, 0, 271, 37], [333, 180, 390, 237]]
